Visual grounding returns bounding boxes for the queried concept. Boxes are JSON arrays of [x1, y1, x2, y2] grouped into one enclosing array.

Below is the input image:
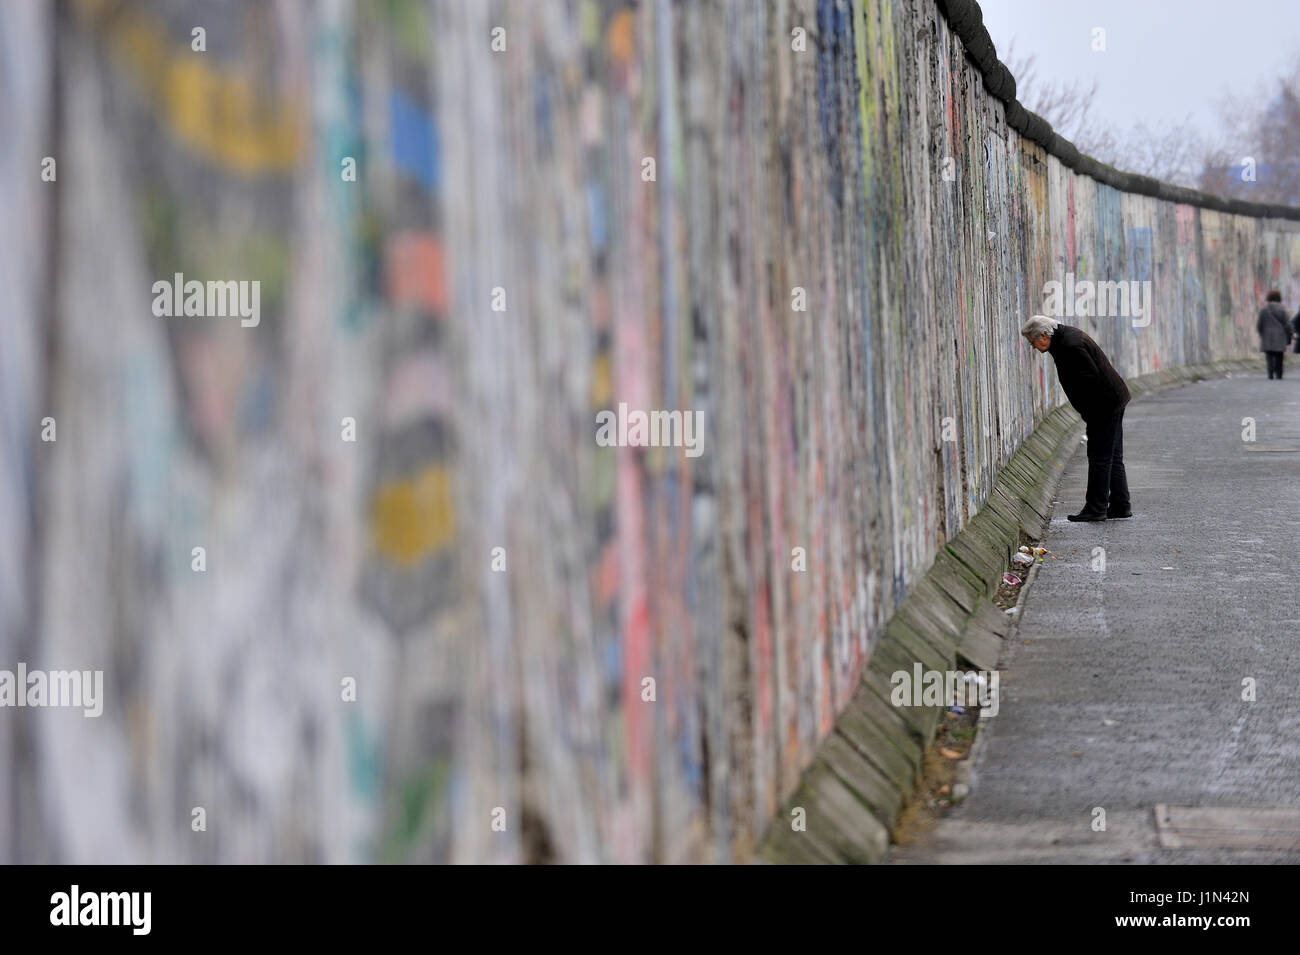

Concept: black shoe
[[1067, 510, 1107, 522], [1107, 506, 1132, 519]]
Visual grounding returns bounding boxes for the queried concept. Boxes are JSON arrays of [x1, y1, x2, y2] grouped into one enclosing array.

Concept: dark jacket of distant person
[[1047, 324, 1131, 422], [1257, 300, 1292, 352]]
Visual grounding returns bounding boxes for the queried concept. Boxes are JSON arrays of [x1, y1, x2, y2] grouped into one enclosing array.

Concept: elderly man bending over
[[1021, 315, 1132, 522]]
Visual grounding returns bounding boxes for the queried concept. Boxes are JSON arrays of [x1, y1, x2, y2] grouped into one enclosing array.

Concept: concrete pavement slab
[[891, 374, 1300, 863]]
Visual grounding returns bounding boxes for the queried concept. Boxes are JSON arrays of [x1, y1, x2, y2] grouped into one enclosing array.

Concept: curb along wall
[[1, 0, 1298, 863]]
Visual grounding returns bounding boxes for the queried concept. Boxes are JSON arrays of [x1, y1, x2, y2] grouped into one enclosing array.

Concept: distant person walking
[[1021, 315, 1132, 522], [1257, 290, 1292, 379], [1293, 303, 1300, 355]]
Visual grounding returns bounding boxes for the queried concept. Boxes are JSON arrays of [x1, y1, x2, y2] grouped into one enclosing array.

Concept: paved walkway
[[891, 371, 1300, 863]]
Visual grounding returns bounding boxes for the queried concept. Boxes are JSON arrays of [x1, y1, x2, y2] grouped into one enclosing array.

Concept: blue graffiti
[[389, 89, 440, 193]]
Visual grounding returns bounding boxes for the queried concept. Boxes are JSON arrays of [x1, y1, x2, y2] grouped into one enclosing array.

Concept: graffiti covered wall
[[1, 0, 1298, 863]]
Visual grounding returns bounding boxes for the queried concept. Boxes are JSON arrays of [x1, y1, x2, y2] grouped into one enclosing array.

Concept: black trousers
[[1266, 351, 1285, 379], [1084, 409, 1130, 515]]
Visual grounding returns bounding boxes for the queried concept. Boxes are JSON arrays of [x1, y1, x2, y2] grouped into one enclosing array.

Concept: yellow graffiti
[[372, 465, 456, 566], [607, 9, 635, 65], [83, 1, 302, 175], [590, 353, 612, 407]]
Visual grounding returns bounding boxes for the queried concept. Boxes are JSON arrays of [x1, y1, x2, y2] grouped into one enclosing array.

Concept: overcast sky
[[981, 0, 1300, 140]]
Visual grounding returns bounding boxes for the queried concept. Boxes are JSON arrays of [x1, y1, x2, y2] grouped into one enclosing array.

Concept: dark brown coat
[[1047, 324, 1131, 422]]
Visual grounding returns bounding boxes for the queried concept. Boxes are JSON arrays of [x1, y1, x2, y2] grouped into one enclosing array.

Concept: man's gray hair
[[1020, 314, 1058, 341]]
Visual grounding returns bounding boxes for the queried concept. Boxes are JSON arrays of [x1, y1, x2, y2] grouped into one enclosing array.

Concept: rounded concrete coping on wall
[[935, 0, 1300, 223]]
